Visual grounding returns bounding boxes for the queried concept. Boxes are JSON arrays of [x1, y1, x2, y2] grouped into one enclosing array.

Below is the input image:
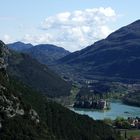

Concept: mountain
[[7, 50, 71, 98], [8, 43, 70, 65], [56, 20, 140, 83], [8, 41, 33, 52], [0, 40, 120, 140]]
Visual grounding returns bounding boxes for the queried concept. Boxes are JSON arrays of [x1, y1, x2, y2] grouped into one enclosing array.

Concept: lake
[[69, 100, 140, 120]]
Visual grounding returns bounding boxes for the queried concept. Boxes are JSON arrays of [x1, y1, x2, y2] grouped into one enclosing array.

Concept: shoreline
[[68, 100, 140, 120]]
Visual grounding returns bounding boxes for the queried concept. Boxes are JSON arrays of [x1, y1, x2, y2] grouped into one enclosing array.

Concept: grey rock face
[[0, 40, 40, 127], [0, 41, 9, 70]]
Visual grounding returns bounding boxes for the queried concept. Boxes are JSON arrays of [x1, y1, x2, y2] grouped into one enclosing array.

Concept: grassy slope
[[120, 130, 140, 139]]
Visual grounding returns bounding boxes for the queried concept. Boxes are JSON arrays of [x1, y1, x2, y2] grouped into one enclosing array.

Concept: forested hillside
[[0, 41, 121, 139]]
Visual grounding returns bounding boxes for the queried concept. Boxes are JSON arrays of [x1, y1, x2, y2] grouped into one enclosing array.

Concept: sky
[[0, 0, 140, 52]]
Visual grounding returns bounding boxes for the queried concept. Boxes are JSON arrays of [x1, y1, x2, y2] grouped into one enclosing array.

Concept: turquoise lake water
[[70, 101, 140, 120]]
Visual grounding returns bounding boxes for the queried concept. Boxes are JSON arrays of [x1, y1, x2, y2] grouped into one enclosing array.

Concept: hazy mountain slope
[[24, 44, 70, 65], [7, 51, 72, 98], [8, 43, 70, 65], [0, 40, 120, 140], [57, 20, 140, 82]]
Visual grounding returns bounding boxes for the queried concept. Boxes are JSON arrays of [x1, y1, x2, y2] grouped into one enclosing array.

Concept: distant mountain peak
[[13, 41, 33, 46], [8, 43, 70, 65], [105, 19, 140, 42], [8, 41, 33, 52]]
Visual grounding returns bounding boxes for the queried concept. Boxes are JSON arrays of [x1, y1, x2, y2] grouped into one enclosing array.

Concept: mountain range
[[2, 19, 140, 139], [9, 20, 140, 84], [8, 42, 70, 65]]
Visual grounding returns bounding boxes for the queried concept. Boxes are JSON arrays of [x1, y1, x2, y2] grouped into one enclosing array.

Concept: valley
[[8, 20, 140, 110], [1, 0, 140, 139], [0, 41, 121, 140], [2, 19, 140, 140]]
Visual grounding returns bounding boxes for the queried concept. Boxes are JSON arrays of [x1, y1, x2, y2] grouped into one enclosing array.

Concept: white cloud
[[2, 34, 13, 43], [22, 33, 53, 44], [23, 7, 118, 52]]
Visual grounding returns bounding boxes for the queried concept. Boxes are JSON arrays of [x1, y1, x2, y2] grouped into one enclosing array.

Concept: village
[[113, 117, 140, 140], [114, 117, 140, 129], [128, 117, 140, 129]]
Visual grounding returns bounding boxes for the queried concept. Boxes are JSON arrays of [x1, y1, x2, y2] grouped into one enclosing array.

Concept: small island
[[73, 99, 110, 110]]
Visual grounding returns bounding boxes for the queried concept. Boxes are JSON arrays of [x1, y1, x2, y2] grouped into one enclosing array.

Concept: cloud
[[23, 7, 118, 52], [2, 34, 13, 43], [22, 33, 53, 44]]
